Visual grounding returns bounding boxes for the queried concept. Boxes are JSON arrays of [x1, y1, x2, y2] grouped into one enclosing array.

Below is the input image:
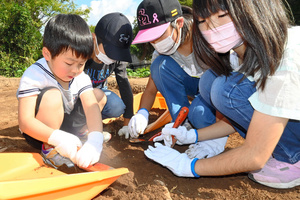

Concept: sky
[[74, 0, 143, 26]]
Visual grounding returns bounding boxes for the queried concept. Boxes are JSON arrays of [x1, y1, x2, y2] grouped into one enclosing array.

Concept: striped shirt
[[17, 58, 93, 114]]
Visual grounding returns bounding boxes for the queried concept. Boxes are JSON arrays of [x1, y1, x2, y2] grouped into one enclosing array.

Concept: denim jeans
[[101, 89, 125, 119], [150, 55, 216, 129], [198, 69, 300, 164]]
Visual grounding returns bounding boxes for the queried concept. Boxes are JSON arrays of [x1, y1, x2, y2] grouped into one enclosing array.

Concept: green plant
[[126, 67, 151, 78]]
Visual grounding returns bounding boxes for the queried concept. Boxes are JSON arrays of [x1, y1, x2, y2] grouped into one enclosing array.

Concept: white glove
[[185, 136, 228, 159], [48, 129, 82, 162], [153, 123, 198, 147], [118, 126, 129, 139], [144, 143, 200, 177], [75, 131, 103, 168], [128, 108, 149, 138]]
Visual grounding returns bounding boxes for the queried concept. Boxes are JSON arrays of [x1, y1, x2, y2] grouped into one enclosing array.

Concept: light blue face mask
[[94, 37, 116, 65], [151, 25, 182, 55]]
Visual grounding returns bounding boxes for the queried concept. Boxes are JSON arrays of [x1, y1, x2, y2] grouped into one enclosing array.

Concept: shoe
[[76, 130, 111, 143], [248, 157, 300, 189], [41, 143, 75, 169], [75, 130, 89, 144], [103, 131, 112, 142], [182, 119, 193, 130]]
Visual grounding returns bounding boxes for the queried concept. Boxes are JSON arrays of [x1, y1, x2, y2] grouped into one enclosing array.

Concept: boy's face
[[43, 47, 87, 84]]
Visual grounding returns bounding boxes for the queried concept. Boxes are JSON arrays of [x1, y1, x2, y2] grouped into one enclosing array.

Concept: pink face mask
[[201, 22, 243, 53]]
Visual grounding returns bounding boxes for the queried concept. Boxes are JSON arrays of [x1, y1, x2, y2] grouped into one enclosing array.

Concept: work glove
[[153, 123, 198, 147], [75, 131, 103, 168], [185, 136, 228, 159], [144, 142, 200, 177], [48, 129, 82, 162], [128, 108, 149, 138], [118, 126, 130, 139]]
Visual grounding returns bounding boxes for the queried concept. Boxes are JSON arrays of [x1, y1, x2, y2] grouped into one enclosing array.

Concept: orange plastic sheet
[[0, 153, 128, 200]]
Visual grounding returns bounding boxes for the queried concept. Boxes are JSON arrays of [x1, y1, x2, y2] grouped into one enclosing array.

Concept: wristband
[[191, 158, 200, 178], [138, 108, 149, 114], [138, 108, 149, 118], [194, 129, 198, 143]]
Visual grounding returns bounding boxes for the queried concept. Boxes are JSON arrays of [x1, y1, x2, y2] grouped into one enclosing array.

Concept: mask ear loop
[[94, 37, 101, 55], [169, 19, 181, 49]]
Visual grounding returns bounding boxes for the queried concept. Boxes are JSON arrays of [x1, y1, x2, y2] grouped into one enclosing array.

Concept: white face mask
[[151, 26, 182, 55], [94, 37, 115, 65]]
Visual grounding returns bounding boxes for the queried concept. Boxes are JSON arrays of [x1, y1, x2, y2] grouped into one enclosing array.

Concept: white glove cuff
[[88, 131, 104, 145], [137, 108, 149, 120], [48, 129, 65, 146]]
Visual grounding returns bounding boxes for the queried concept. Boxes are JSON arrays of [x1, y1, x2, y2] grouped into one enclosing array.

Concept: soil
[[0, 76, 299, 200]]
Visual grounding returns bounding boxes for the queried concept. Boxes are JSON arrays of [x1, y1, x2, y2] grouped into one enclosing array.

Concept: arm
[[139, 75, 158, 111], [80, 89, 102, 132], [19, 94, 82, 162], [145, 110, 288, 177], [126, 76, 158, 138], [194, 110, 288, 175], [76, 89, 104, 168], [196, 117, 236, 141], [114, 62, 134, 126]]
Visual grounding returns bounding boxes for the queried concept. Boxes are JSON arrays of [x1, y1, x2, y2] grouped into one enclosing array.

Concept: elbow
[[250, 157, 267, 171], [247, 152, 270, 171], [242, 145, 271, 171]]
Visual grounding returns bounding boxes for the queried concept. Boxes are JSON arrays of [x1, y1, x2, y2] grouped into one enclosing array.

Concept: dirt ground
[[0, 76, 299, 200]]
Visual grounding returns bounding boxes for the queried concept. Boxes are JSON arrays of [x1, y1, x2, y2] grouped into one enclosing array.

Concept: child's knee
[[36, 88, 64, 128], [39, 88, 63, 112], [94, 88, 107, 110]]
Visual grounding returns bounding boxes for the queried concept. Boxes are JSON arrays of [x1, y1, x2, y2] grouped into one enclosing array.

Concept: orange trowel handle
[[148, 107, 189, 145], [171, 106, 189, 147]]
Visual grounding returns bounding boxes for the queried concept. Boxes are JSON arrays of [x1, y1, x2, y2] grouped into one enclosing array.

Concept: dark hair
[[95, 36, 103, 45], [192, 0, 291, 90], [43, 14, 93, 60], [171, 5, 193, 45]]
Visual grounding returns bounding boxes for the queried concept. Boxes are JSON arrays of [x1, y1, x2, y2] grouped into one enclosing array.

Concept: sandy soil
[[0, 76, 299, 200]]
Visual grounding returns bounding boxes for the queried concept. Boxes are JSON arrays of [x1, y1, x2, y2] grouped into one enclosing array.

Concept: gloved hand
[[144, 142, 200, 177], [75, 131, 103, 168], [185, 136, 228, 159], [48, 129, 82, 162], [118, 126, 129, 139], [128, 108, 149, 138], [153, 123, 198, 147]]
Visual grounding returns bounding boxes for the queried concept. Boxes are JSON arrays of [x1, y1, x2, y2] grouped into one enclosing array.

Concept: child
[[127, 0, 227, 155], [18, 14, 106, 169], [144, 0, 300, 189], [84, 12, 134, 138]]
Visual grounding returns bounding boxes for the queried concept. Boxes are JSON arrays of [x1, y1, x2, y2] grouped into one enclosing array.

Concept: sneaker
[[75, 130, 111, 143], [75, 130, 89, 144], [103, 131, 112, 142], [41, 143, 75, 169], [248, 157, 300, 189], [182, 119, 193, 130]]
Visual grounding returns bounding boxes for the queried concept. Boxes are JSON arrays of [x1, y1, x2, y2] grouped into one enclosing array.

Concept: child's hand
[[128, 109, 149, 138], [48, 130, 82, 162], [154, 124, 198, 147], [75, 131, 103, 168]]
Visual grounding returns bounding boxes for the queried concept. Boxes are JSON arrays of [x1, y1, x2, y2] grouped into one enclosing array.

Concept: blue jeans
[[102, 89, 125, 119], [198, 69, 300, 164], [150, 55, 216, 129]]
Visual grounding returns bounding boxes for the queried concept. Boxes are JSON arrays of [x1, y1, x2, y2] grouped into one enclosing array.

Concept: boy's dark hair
[[43, 14, 93, 60]]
